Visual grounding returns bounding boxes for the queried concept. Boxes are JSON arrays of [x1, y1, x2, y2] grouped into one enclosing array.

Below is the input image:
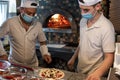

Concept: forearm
[[71, 46, 79, 60], [39, 41, 52, 63], [0, 24, 9, 56], [0, 40, 7, 56], [39, 41, 50, 56], [94, 52, 114, 77]]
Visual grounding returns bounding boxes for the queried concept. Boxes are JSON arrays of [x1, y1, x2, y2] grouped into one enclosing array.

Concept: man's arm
[[39, 41, 52, 64], [94, 52, 114, 76], [86, 52, 114, 80], [40, 41, 50, 56], [0, 19, 10, 60], [0, 40, 8, 60], [67, 46, 79, 70]]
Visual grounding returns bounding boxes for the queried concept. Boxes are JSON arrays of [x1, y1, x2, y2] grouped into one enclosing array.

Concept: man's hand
[[85, 72, 101, 80], [67, 57, 75, 70], [43, 54, 52, 64], [0, 55, 8, 60]]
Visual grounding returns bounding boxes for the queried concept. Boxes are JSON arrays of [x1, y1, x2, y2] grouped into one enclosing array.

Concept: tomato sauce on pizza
[[39, 68, 64, 79]]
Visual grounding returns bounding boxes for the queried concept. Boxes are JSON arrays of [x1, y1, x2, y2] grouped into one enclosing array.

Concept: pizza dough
[[39, 68, 65, 79]]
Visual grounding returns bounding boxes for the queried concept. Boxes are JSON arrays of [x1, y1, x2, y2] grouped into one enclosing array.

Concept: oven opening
[[44, 14, 71, 29]]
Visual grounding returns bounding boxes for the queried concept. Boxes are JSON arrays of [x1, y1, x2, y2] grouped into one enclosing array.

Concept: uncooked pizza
[[39, 68, 65, 79]]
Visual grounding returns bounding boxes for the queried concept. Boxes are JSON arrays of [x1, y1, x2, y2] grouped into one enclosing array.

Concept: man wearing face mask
[[0, 0, 52, 67], [67, 0, 115, 80]]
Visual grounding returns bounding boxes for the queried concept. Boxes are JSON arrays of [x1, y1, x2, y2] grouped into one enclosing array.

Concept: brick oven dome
[[39, 8, 77, 33]]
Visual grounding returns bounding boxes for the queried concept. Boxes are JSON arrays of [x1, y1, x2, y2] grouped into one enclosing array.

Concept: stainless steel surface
[[0, 60, 11, 70], [107, 68, 120, 80], [43, 28, 72, 33], [47, 44, 66, 48]]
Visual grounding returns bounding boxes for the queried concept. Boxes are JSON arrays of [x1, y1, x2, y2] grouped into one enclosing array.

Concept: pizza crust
[[39, 68, 65, 79]]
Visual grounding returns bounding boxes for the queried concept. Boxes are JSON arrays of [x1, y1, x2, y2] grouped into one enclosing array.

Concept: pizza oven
[[40, 9, 78, 34], [47, 14, 70, 29], [35, 0, 80, 71]]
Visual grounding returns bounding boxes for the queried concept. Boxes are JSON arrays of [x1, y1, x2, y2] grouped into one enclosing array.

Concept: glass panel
[[9, 0, 16, 13], [0, 1, 9, 26]]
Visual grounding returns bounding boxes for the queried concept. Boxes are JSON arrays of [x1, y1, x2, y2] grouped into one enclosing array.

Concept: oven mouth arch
[[38, 8, 77, 33]]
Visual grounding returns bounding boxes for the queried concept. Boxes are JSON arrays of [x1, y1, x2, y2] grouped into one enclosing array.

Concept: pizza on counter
[[39, 68, 65, 79]]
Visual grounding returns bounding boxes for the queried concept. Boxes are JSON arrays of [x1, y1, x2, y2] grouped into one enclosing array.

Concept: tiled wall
[[45, 32, 79, 44], [38, 0, 81, 26]]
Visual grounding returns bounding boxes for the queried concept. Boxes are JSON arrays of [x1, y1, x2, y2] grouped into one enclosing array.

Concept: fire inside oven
[[47, 14, 71, 29]]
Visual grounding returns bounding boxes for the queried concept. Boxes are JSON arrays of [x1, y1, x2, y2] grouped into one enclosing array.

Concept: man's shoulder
[[7, 16, 19, 22], [1, 16, 19, 26], [32, 21, 43, 31], [34, 20, 42, 26], [80, 18, 87, 27], [80, 18, 87, 22], [100, 16, 114, 28], [99, 14, 113, 25]]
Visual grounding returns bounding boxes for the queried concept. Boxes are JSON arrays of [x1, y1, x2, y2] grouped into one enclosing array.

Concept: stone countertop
[[0, 64, 107, 80], [8, 65, 106, 80], [24, 66, 107, 80], [32, 67, 107, 80]]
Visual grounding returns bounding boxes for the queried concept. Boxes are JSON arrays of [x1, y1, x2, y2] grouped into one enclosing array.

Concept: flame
[[47, 14, 71, 29]]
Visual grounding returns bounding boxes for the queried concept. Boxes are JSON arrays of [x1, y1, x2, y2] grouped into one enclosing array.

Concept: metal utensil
[[19, 68, 27, 74]]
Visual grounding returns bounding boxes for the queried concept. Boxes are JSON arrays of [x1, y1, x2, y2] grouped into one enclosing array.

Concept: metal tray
[[0, 60, 11, 70]]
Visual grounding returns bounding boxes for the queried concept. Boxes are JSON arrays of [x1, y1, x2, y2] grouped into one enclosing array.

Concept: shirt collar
[[93, 13, 104, 28], [86, 13, 104, 30]]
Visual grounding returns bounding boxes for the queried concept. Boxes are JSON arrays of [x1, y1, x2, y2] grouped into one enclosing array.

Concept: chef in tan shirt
[[0, 0, 52, 67]]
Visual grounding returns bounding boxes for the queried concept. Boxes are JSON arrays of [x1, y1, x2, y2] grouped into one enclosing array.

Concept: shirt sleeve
[[0, 41, 7, 56], [37, 22, 47, 42], [0, 20, 10, 38], [102, 21, 115, 53], [0, 19, 10, 56]]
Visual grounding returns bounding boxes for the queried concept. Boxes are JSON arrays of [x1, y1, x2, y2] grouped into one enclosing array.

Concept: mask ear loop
[[89, 7, 98, 19], [87, 9, 97, 20], [93, 10, 97, 18], [87, 10, 97, 23]]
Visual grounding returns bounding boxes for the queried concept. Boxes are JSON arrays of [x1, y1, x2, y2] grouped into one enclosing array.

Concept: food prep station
[[0, 60, 107, 80]]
